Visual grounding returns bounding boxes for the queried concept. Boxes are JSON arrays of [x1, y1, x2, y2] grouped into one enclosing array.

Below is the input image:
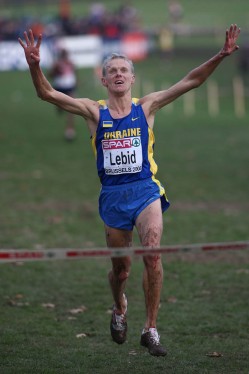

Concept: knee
[[117, 270, 130, 282], [143, 255, 162, 270], [110, 269, 130, 283], [110, 257, 131, 282]]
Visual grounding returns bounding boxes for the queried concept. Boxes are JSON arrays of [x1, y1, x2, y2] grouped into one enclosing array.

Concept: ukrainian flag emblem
[[103, 121, 113, 128]]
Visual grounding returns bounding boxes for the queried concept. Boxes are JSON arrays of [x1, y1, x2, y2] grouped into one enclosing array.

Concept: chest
[[98, 105, 143, 136]]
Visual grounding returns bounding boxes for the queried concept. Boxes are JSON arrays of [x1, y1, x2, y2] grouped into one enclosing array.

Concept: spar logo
[[102, 137, 140, 150], [132, 138, 140, 147]]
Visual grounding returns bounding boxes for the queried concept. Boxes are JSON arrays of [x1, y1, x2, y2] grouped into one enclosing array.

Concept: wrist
[[219, 48, 228, 58]]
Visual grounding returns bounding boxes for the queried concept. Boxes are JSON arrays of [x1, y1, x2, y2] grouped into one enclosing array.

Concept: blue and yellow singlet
[[92, 98, 170, 226], [92, 98, 166, 195]]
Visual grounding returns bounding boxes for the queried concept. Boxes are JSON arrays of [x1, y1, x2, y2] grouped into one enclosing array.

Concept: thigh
[[135, 198, 163, 247], [105, 224, 133, 247], [105, 224, 133, 268]]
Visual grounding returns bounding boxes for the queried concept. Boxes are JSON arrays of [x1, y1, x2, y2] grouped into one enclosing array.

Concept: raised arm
[[141, 24, 240, 118], [18, 29, 98, 126]]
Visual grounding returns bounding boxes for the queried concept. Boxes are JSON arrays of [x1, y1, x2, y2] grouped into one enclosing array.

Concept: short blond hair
[[102, 53, 135, 77]]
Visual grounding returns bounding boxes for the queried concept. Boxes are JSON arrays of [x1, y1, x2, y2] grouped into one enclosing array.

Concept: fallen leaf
[[129, 350, 137, 355], [69, 305, 87, 314], [7, 299, 29, 307], [15, 294, 24, 299], [16, 302, 30, 307], [41, 303, 55, 309], [7, 299, 16, 306], [206, 352, 223, 357]]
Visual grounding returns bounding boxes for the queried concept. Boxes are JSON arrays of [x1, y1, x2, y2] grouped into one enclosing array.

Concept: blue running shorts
[[99, 178, 170, 230]]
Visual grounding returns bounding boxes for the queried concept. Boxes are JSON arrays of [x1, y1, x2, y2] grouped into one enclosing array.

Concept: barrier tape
[[0, 241, 248, 263]]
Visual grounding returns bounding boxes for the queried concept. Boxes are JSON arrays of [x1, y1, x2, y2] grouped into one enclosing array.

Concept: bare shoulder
[[136, 93, 158, 128], [75, 98, 100, 135], [138, 91, 162, 116], [139, 79, 188, 115], [77, 97, 99, 108], [76, 97, 100, 118], [138, 88, 178, 127]]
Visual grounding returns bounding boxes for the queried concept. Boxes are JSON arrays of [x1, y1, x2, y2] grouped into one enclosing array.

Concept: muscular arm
[[141, 24, 240, 122], [29, 63, 95, 116], [18, 30, 99, 132]]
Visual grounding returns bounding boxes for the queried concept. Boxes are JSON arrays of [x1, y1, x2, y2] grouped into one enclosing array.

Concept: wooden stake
[[233, 76, 245, 118], [183, 90, 195, 116], [207, 80, 219, 117]]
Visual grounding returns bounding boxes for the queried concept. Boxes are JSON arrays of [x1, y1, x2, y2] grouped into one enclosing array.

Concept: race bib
[[102, 137, 143, 174]]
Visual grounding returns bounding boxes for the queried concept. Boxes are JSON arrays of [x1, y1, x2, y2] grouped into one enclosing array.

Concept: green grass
[[1, 257, 249, 373], [0, 47, 249, 372]]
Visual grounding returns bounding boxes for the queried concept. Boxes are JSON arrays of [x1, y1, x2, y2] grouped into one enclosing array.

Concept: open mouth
[[115, 80, 124, 85]]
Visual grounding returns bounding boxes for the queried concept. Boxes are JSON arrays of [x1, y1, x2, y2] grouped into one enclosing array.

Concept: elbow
[[37, 91, 44, 100], [191, 78, 202, 89], [185, 74, 204, 90], [182, 77, 200, 92], [37, 89, 53, 102]]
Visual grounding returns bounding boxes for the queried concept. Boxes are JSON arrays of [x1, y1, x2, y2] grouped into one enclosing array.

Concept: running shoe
[[110, 294, 127, 344], [140, 327, 167, 356]]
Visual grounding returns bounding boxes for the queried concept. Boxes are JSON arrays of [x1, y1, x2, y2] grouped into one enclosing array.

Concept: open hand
[[221, 24, 240, 56], [18, 29, 42, 66]]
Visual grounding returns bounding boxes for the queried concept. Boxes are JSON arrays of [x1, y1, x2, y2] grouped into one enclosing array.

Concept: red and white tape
[[0, 241, 248, 263]]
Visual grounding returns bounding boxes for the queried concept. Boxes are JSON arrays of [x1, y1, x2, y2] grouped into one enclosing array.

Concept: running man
[[18, 24, 240, 356], [49, 47, 77, 140]]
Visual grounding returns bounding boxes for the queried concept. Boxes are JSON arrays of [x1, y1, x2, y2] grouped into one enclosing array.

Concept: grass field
[[1, 27, 249, 374]]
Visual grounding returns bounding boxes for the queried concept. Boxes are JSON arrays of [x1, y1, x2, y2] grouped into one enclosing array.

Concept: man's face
[[101, 58, 135, 94]]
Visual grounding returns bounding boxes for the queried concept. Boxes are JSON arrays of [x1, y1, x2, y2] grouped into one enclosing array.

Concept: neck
[[107, 93, 132, 115]]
